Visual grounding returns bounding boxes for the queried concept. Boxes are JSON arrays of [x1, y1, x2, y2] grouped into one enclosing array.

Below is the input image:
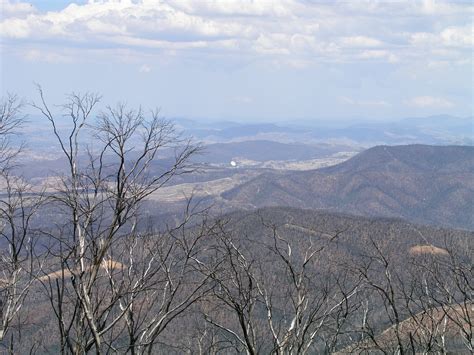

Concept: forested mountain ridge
[[222, 145, 474, 229], [211, 206, 473, 353], [12, 206, 474, 353], [220, 206, 474, 254], [323, 144, 474, 174]]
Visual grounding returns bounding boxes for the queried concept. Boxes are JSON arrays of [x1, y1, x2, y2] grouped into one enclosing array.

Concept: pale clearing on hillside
[[409, 244, 449, 256], [38, 259, 125, 282]]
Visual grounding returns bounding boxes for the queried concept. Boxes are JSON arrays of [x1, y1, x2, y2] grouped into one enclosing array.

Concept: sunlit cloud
[[405, 96, 454, 109], [0, 0, 471, 66], [0, 0, 471, 120]]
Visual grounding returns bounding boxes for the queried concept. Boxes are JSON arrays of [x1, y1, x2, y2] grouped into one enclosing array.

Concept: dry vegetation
[[0, 93, 472, 354], [337, 304, 474, 354]]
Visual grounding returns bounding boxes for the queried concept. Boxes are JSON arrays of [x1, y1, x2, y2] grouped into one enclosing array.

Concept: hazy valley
[[0, 78, 472, 355], [13, 116, 474, 231]]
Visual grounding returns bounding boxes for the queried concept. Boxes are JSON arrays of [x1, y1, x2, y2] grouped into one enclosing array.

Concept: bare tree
[[201, 220, 262, 355], [344, 231, 473, 354], [0, 88, 468, 355], [103, 202, 219, 354], [0, 94, 24, 170], [32, 87, 203, 354], [200, 214, 360, 354], [0, 94, 45, 353], [421, 241, 473, 353]]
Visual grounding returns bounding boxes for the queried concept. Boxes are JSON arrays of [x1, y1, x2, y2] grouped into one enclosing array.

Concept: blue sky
[[0, 0, 472, 122]]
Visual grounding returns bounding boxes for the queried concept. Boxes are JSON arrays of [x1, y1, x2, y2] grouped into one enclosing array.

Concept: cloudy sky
[[0, 0, 472, 122]]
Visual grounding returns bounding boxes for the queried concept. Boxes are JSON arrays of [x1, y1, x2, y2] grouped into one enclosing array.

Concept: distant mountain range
[[222, 145, 474, 230], [176, 115, 473, 145], [16, 115, 473, 158], [193, 140, 353, 163]]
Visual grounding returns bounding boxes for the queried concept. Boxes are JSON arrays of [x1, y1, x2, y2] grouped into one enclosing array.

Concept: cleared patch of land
[[211, 152, 356, 171], [409, 244, 448, 256], [38, 259, 125, 282], [147, 173, 258, 202]]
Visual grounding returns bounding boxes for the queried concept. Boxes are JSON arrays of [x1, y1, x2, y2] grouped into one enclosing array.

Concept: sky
[[0, 0, 473, 122]]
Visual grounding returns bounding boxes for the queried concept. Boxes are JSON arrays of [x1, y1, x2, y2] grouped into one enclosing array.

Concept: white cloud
[[411, 24, 473, 48], [339, 97, 390, 107], [440, 25, 473, 47], [0, 0, 472, 66], [405, 96, 454, 109], [339, 36, 382, 48], [419, 0, 469, 15], [0, 0, 36, 18], [167, 0, 298, 17], [24, 48, 72, 63], [358, 50, 399, 63], [0, 17, 31, 37], [138, 64, 151, 73]]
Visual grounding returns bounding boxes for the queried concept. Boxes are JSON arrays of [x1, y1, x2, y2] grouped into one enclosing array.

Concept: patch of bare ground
[[409, 244, 449, 256], [146, 173, 256, 202], [261, 154, 356, 170], [37, 259, 124, 282]]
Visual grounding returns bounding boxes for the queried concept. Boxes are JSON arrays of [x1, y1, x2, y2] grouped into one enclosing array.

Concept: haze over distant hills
[[191, 140, 354, 164], [13, 113, 474, 230], [4, 108, 474, 354], [222, 145, 474, 230], [15, 114, 473, 159], [174, 115, 473, 146]]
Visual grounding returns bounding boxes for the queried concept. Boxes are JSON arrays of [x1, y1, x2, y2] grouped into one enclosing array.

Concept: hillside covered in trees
[[222, 145, 474, 229]]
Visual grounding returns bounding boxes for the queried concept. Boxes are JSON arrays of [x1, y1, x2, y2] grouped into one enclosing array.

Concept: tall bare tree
[[0, 94, 24, 170], [0, 94, 45, 354], [344, 232, 473, 354], [199, 214, 360, 354], [32, 87, 203, 354]]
